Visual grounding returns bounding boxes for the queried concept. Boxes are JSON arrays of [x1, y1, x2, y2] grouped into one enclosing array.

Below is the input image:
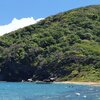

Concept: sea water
[[0, 82, 100, 100]]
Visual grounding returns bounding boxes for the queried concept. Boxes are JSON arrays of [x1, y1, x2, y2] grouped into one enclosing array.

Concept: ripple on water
[[0, 82, 100, 100]]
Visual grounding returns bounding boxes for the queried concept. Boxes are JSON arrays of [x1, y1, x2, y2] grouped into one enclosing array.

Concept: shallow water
[[0, 82, 100, 100]]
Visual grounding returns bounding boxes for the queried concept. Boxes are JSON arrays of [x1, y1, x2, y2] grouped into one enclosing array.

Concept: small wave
[[75, 92, 80, 96], [83, 95, 87, 98]]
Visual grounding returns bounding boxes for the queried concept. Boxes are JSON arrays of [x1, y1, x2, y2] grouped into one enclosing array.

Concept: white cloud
[[0, 17, 44, 36]]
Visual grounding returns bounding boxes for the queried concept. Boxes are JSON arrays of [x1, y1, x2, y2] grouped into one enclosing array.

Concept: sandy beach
[[54, 81, 100, 86]]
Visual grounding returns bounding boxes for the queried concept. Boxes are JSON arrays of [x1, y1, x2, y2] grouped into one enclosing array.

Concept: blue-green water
[[0, 82, 100, 100]]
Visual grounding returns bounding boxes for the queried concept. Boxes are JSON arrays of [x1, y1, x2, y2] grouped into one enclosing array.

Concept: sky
[[0, 0, 100, 35]]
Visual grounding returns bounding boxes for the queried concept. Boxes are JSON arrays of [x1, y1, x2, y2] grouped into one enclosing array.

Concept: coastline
[[0, 81, 100, 86], [54, 81, 100, 86]]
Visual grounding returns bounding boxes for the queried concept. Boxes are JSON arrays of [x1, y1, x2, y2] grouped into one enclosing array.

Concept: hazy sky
[[0, 0, 100, 25]]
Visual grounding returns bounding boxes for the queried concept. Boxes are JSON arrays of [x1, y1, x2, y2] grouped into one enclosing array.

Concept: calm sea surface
[[0, 82, 100, 100]]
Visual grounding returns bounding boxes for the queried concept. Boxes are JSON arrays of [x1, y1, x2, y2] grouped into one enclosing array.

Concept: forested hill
[[0, 5, 100, 82]]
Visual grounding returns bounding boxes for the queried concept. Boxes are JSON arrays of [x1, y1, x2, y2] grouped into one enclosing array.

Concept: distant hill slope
[[0, 5, 100, 82]]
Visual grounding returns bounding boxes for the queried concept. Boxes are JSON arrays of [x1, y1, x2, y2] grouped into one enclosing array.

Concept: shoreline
[[54, 81, 100, 86], [0, 81, 100, 86]]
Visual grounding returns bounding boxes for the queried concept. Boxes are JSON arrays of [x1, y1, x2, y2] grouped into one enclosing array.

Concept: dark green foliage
[[0, 5, 100, 82]]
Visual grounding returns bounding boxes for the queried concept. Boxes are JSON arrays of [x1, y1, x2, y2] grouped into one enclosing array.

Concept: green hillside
[[0, 5, 100, 82]]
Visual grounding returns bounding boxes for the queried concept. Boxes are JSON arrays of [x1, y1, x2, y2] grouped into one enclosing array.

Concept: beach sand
[[54, 81, 100, 86]]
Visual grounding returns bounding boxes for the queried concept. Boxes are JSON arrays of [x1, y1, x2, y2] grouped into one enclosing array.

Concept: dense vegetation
[[0, 5, 100, 82]]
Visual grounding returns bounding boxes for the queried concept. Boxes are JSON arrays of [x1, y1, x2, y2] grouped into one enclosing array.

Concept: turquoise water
[[0, 82, 100, 100]]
